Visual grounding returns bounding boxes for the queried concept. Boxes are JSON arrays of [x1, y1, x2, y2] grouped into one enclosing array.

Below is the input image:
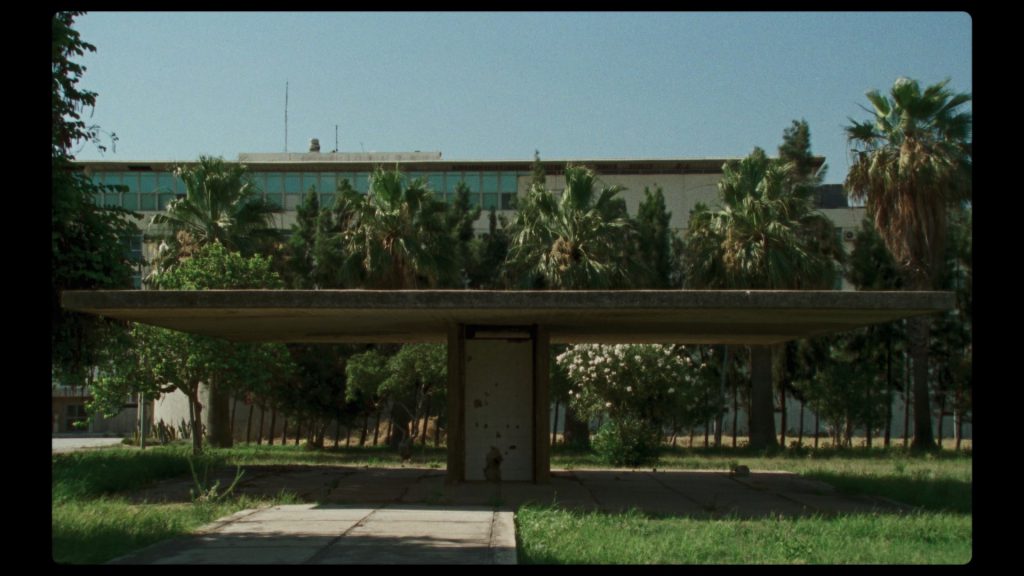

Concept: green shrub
[[592, 417, 661, 467]]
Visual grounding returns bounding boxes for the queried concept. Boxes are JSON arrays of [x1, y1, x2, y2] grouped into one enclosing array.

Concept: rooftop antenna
[[334, 124, 339, 153], [284, 81, 289, 153]]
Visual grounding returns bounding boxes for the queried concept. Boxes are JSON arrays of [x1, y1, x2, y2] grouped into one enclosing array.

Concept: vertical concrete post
[[446, 324, 466, 484], [533, 325, 551, 483], [748, 345, 778, 451]]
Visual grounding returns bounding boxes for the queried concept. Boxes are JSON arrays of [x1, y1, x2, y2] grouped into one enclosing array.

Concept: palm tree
[[686, 148, 840, 290], [505, 164, 636, 289], [683, 146, 843, 450], [150, 156, 281, 274], [845, 77, 972, 451], [342, 167, 457, 289], [504, 164, 637, 447]]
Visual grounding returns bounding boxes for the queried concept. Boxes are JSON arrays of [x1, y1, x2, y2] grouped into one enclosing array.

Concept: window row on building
[[90, 170, 524, 212]]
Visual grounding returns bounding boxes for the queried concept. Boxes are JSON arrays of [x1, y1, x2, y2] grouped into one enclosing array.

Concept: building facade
[[74, 150, 867, 290]]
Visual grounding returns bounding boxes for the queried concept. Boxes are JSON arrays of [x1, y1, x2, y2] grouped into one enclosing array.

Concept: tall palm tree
[[845, 77, 971, 450], [685, 148, 841, 290], [150, 156, 281, 273], [343, 166, 456, 289], [504, 164, 636, 447], [684, 147, 843, 450], [505, 164, 636, 289]]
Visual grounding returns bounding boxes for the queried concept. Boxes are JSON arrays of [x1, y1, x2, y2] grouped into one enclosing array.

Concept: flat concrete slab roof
[[62, 290, 953, 345]]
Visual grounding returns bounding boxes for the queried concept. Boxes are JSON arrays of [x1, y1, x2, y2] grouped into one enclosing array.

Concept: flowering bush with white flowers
[[556, 344, 713, 465]]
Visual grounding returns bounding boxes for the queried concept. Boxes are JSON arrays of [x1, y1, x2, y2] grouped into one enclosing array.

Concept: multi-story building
[[67, 150, 968, 445], [74, 148, 866, 290]]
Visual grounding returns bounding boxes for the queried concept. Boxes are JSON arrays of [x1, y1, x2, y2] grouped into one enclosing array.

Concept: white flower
[[625, 386, 633, 392], [668, 387, 675, 394], [700, 362, 707, 369], [575, 393, 581, 399], [605, 402, 612, 408]]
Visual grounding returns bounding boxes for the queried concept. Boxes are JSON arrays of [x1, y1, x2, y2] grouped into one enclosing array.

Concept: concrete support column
[[748, 345, 778, 451], [446, 325, 466, 484], [533, 325, 550, 484], [203, 380, 234, 448]]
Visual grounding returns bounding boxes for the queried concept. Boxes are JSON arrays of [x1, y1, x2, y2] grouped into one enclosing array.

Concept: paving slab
[[108, 504, 515, 565]]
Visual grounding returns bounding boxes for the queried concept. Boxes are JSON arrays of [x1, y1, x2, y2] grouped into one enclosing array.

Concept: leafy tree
[[91, 243, 295, 454], [344, 349, 391, 446], [928, 206, 972, 447], [52, 11, 141, 387], [797, 335, 890, 448], [444, 181, 482, 288], [683, 137, 843, 450], [778, 119, 823, 184], [634, 186, 677, 288], [149, 156, 281, 277], [380, 344, 447, 446], [557, 344, 708, 465], [846, 217, 906, 446], [270, 344, 362, 448], [845, 77, 972, 450], [467, 210, 510, 289], [345, 345, 447, 449], [530, 149, 547, 191]]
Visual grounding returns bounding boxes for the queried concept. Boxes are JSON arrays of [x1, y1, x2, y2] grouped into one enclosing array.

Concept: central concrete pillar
[[446, 325, 550, 484], [748, 345, 778, 451]]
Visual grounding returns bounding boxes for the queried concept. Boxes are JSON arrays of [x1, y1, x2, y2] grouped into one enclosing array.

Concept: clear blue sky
[[73, 11, 971, 185]]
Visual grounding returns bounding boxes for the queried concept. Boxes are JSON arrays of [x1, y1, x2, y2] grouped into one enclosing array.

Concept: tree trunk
[[814, 411, 819, 450], [865, 382, 873, 449], [268, 407, 277, 446], [936, 394, 945, 450], [372, 409, 382, 446], [335, 420, 342, 448], [954, 402, 962, 451], [346, 426, 352, 448], [359, 413, 368, 447], [903, 349, 911, 447], [797, 400, 805, 447], [732, 381, 739, 448], [715, 345, 728, 448], [562, 403, 591, 449], [420, 404, 430, 446], [434, 418, 442, 448], [748, 346, 778, 451], [688, 427, 694, 448], [551, 399, 560, 446], [206, 381, 233, 448], [188, 388, 203, 456], [779, 379, 787, 448], [281, 417, 288, 446], [257, 404, 265, 445], [245, 403, 254, 444], [294, 421, 302, 446], [909, 316, 936, 450], [703, 421, 710, 448], [389, 404, 410, 449], [884, 331, 893, 448]]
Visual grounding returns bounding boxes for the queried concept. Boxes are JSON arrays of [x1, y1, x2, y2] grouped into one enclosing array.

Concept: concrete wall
[[463, 338, 534, 481]]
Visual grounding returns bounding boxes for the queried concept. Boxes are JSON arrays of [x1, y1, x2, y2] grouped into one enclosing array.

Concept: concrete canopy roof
[[62, 290, 954, 345]]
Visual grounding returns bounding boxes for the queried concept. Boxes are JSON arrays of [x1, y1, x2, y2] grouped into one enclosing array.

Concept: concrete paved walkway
[[112, 466, 914, 564], [109, 504, 516, 565], [51, 436, 126, 453]]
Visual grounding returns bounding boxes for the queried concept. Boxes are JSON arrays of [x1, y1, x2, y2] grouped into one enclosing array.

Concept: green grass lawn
[[528, 444, 972, 564], [516, 507, 971, 564], [51, 445, 298, 564], [53, 442, 971, 564]]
